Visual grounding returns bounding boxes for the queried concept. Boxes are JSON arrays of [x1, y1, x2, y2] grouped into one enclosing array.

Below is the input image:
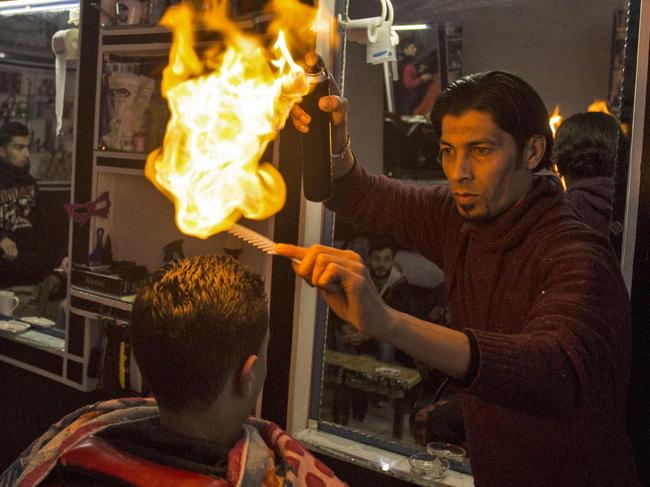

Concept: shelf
[[0, 328, 65, 353], [99, 12, 276, 53], [96, 152, 148, 173], [69, 286, 134, 325]]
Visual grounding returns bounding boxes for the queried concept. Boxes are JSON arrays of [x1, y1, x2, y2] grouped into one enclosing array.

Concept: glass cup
[[426, 442, 467, 463], [408, 452, 450, 481]]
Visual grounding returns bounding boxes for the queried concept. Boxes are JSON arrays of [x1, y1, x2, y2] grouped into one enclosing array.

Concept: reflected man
[[396, 40, 432, 115], [337, 235, 409, 363], [553, 111, 623, 237], [0, 122, 63, 315]]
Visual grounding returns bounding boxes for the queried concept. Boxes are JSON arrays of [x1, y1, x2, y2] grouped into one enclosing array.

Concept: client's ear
[[237, 355, 258, 396]]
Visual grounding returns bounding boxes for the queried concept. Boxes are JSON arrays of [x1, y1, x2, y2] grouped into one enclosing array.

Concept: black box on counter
[[71, 263, 148, 296]]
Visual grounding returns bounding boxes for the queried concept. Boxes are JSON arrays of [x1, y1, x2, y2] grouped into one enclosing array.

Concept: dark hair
[[0, 122, 29, 148], [368, 234, 397, 255], [130, 255, 268, 412], [552, 112, 622, 179], [430, 71, 553, 171]]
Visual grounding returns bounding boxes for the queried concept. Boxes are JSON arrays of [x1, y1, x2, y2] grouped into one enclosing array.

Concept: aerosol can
[[300, 66, 332, 202]]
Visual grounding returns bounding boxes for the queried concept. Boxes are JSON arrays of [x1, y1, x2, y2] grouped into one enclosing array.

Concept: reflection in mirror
[[0, 3, 78, 338], [316, 0, 636, 471]]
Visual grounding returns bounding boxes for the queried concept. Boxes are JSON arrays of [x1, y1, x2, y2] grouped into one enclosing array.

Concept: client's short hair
[[430, 71, 553, 172], [552, 112, 623, 179], [0, 121, 29, 148], [130, 255, 268, 412]]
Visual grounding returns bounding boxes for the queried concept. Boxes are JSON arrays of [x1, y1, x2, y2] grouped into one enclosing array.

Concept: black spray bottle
[[300, 66, 332, 202]]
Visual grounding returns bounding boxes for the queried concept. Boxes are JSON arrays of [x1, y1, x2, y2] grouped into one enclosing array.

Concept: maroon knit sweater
[[326, 163, 639, 487]]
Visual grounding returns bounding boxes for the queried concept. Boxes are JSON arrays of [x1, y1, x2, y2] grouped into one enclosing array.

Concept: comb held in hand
[[227, 224, 300, 264]]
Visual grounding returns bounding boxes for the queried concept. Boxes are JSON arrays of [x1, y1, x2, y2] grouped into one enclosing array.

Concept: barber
[[276, 65, 639, 486]]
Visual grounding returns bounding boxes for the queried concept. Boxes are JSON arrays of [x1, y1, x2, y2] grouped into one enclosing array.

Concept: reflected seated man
[[0, 255, 347, 487], [0, 122, 66, 318], [552, 111, 623, 237], [335, 235, 410, 364]]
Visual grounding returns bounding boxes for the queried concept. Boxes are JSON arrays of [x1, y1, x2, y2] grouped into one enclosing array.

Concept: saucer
[[0, 320, 30, 333], [21, 316, 56, 328]]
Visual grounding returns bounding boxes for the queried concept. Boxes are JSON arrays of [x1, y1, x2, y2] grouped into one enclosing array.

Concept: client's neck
[[158, 394, 251, 458]]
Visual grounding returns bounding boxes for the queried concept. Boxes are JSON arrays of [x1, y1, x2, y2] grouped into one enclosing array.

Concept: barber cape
[[0, 397, 347, 487]]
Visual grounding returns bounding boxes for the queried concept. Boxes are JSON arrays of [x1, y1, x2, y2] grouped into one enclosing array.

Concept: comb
[[227, 224, 301, 264]]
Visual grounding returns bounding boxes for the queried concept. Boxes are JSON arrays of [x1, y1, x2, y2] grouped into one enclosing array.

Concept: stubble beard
[[370, 267, 389, 280]]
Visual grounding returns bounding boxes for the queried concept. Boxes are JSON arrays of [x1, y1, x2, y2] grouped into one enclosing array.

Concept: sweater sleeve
[[462, 230, 630, 418], [326, 161, 460, 268]]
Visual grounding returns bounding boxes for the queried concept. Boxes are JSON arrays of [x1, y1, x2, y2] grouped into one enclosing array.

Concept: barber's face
[[0, 135, 30, 168], [439, 110, 539, 220], [369, 248, 395, 279]]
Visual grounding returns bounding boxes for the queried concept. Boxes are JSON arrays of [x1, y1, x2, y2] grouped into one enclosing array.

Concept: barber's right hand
[[0, 237, 18, 261], [275, 243, 394, 342]]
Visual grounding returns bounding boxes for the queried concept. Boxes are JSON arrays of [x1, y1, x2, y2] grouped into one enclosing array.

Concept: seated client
[[0, 255, 346, 486]]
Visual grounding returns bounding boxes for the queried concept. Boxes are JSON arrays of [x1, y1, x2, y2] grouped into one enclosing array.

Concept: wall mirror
[[0, 2, 78, 337], [311, 0, 639, 473]]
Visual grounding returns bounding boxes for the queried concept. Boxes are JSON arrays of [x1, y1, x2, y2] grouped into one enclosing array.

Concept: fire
[[549, 105, 563, 138], [587, 99, 612, 115], [145, 0, 321, 238]]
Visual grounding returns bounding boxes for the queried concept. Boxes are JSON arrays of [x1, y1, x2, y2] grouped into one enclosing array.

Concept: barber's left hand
[[275, 243, 393, 341], [290, 53, 349, 156]]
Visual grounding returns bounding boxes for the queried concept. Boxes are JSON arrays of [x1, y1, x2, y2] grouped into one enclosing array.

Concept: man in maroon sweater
[[279, 70, 639, 486]]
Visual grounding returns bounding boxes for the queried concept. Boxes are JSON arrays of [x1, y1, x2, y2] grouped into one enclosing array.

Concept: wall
[[410, 0, 628, 117], [94, 172, 270, 275], [344, 42, 385, 175]]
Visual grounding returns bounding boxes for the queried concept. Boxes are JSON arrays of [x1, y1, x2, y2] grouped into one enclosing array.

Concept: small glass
[[426, 442, 467, 462], [408, 452, 450, 481]]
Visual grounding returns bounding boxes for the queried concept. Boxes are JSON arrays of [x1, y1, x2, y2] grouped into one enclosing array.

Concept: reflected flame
[[145, 0, 323, 238], [549, 105, 563, 138], [552, 163, 567, 192], [587, 99, 612, 115]]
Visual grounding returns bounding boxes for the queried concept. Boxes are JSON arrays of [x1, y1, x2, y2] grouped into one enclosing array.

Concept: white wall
[[407, 0, 628, 117]]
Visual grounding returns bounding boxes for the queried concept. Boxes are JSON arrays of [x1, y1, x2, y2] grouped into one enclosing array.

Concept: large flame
[[145, 0, 320, 238], [549, 105, 563, 138]]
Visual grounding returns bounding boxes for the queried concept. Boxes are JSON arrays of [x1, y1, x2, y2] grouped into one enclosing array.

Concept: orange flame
[[549, 105, 563, 138], [587, 99, 612, 115], [145, 0, 322, 238]]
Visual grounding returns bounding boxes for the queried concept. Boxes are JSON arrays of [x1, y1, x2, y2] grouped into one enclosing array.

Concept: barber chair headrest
[[58, 436, 226, 486]]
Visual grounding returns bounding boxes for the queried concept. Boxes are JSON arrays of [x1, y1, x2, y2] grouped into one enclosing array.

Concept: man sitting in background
[[0, 121, 64, 316], [1, 255, 346, 487], [335, 235, 410, 363], [552, 111, 623, 237]]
